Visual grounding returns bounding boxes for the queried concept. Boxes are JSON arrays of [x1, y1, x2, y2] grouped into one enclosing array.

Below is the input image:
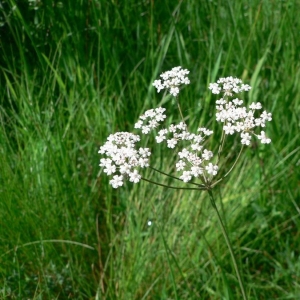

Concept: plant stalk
[[208, 189, 247, 300]]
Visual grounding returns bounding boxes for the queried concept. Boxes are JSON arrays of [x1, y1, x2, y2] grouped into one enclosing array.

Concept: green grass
[[0, 0, 299, 299]]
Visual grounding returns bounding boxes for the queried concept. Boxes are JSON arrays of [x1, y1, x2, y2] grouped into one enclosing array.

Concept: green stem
[[211, 145, 244, 188], [141, 177, 206, 190], [176, 98, 186, 125], [208, 190, 247, 300], [217, 129, 226, 165], [149, 166, 206, 188]]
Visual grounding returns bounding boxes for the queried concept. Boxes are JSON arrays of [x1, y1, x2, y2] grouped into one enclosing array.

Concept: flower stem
[[176, 98, 186, 125], [141, 177, 207, 190], [208, 189, 247, 300], [217, 129, 226, 165], [149, 166, 206, 188], [211, 145, 244, 188]]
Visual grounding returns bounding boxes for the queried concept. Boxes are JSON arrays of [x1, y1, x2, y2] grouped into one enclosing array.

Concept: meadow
[[0, 0, 299, 299]]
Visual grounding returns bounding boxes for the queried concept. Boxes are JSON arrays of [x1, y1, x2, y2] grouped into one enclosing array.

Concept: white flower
[[223, 123, 235, 135], [260, 111, 272, 122], [249, 102, 262, 110], [119, 163, 131, 174], [156, 135, 166, 143], [155, 129, 168, 143], [170, 87, 180, 97], [257, 131, 271, 144], [139, 147, 151, 157], [176, 160, 186, 171], [99, 132, 151, 188], [241, 84, 251, 91], [148, 119, 158, 128], [209, 76, 251, 96], [202, 149, 213, 160], [241, 132, 251, 145], [153, 66, 190, 96], [145, 109, 155, 118], [154, 120, 218, 181], [110, 175, 124, 188], [178, 148, 190, 158], [141, 126, 151, 134], [209, 78, 272, 146], [167, 138, 177, 148], [208, 83, 221, 94], [134, 120, 143, 129], [129, 170, 142, 183], [190, 166, 203, 177], [138, 157, 149, 168], [191, 143, 203, 151], [135, 107, 166, 135], [99, 69, 273, 191], [99, 158, 112, 167], [180, 171, 192, 182], [233, 98, 243, 106], [152, 80, 164, 92], [235, 122, 244, 132], [254, 118, 262, 127], [103, 163, 116, 175], [205, 163, 218, 176], [198, 127, 213, 136]]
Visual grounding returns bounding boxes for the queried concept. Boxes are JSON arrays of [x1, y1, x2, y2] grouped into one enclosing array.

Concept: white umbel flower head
[[134, 107, 166, 135], [209, 76, 251, 96], [99, 132, 151, 188], [153, 66, 190, 96], [154, 118, 218, 182], [210, 77, 272, 146]]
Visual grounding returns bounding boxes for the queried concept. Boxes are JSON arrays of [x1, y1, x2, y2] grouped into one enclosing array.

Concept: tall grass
[[0, 0, 299, 299]]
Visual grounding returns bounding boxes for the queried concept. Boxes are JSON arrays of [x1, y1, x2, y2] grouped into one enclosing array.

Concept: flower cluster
[[155, 122, 218, 182], [215, 98, 272, 144], [152, 66, 190, 96], [98, 132, 151, 188], [99, 68, 272, 189], [209, 77, 272, 145], [134, 107, 166, 134], [209, 76, 251, 96]]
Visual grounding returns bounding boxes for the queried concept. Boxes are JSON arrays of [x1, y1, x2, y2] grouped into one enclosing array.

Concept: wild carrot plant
[[98, 67, 272, 299]]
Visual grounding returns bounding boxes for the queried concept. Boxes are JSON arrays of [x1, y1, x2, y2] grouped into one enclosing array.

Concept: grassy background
[[0, 0, 299, 299]]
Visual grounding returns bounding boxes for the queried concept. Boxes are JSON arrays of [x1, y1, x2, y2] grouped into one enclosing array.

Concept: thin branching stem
[[217, 129, 226, 165], [141, 177, 207, 190], [211, 145, 244, 188], [149, 166, 206, 188], [176, 98, 186, 125], [208, 190, 247, 300]]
